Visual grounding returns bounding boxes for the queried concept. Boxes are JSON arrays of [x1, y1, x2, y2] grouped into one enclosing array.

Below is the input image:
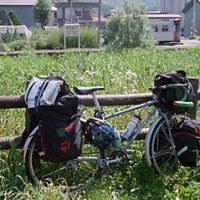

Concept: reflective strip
[[177, 146, 188, 157]]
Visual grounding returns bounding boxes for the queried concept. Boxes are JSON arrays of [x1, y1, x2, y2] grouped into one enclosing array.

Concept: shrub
[[66, 28, 97, 48], [47, 28, 64, 49], [8, 11, 22, 25], [8, 39, 28, 51], [1, 27, 97, 51], [80, 28, 97, 48], [0, 30, 25, 43], [65, 28, 97, 48], [30, 27, 97, 49], [0, 31, 26, 51], [105, 1, 154, 50], [30, 28, 63, 49]]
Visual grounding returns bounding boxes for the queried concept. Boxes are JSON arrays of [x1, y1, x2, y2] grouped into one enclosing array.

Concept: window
[[163, 18, 169, 21], [162, 25, 168, 32], [151, 25, 158, 32], [75, 10, 82, 18], [83, 10, 90, 18], [54, 12, 57, 19]]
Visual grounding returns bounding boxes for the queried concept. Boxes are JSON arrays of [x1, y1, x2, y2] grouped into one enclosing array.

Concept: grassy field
[[0, 47, 200, 199]]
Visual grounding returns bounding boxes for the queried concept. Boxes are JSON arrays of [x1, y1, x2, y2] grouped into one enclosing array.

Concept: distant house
[[0, 0, 37, 27], [147, 13, 182, 42], [182, 0, 200, 36], [159, 0, 191, 35], [55, 2, 106, 28]]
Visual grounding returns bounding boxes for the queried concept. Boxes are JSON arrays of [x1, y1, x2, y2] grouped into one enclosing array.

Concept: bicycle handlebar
[[150, 83, 189, 102], [160, 84, 188, 101]]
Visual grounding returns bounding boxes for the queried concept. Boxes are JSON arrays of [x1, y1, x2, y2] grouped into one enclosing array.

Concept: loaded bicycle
[[22, 71, 194, 193]]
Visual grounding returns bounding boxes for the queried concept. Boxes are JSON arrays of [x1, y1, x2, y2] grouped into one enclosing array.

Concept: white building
[[148, 13, 182, 43], [159, 0, 191, 34]]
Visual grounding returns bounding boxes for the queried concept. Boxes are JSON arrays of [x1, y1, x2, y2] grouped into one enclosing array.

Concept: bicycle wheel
[[24, 133, 104, 193], [149, 114, 189, 176]]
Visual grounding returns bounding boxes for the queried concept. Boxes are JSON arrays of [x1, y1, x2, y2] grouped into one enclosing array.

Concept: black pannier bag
[[38, 95, 82, 163], [23, 76, 82, 163], [153, 70, 193, 111], [172, 119, 200, 167]]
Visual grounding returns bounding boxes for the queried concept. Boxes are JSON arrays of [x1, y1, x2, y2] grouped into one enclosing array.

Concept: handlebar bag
[[154, 70, 193, 111], [172, 119, 200, 167]]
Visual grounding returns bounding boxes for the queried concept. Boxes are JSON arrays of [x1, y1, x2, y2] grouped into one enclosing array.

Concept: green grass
[[0, 47, 199, 199]]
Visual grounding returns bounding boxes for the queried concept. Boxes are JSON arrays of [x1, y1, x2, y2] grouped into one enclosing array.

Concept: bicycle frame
[[87, 93, 172, 166], [105, 99, 159, 151]]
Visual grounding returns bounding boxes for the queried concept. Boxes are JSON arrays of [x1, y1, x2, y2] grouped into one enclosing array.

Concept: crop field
[[0, 47, 200, 199]]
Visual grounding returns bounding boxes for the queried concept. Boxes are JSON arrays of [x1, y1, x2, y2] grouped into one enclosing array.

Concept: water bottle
[[122, 115, 141, 140]]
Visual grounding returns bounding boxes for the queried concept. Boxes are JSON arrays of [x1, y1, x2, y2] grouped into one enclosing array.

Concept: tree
[[105, 1, 154, 49], [33, 0, 51, 28]]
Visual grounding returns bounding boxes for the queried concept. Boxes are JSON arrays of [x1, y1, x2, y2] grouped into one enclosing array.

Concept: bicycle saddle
[[73, 86, 105, 95]]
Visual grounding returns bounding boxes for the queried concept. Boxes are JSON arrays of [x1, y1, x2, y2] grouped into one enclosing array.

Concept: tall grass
[[0, 48, 199, 199], [30, 27, 97, 49], [0, 27, 98, 51]]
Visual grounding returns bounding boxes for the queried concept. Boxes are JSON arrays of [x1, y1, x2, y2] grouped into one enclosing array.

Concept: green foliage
[[65, 28, 97, 48], [33, 0, 51, 28], [80, 28, 97, 48], [30, 27, 97, 49], [0, 27, 97, 51], [105, 1, 154, 50], [30, 28, 64, 49], [0, 31, 27, 51], [6, 39, 28, 51], [8, 11, 22, 25]]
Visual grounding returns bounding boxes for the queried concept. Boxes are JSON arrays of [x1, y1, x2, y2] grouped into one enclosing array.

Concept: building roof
[[182, 0, 200, 14], [55, 2, 99, 8], [0, 0, 37, 6], [146, 13, 182, 19]]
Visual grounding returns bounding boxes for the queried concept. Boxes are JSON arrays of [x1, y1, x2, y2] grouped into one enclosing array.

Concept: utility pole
[[69, 0, 73, 23], [97, 0, 101, 48], [190, 0, 197, 38], [164, 0, 166, 12], [193, 0, 196, 28]]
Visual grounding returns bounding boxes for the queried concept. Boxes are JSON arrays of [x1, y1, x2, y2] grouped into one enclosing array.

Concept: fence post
[[188, 77, 199, 118]]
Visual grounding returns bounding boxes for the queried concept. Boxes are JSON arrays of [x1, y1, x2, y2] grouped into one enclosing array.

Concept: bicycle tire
[[148, 114, 189, 176], [24, 132, 104, 193]]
